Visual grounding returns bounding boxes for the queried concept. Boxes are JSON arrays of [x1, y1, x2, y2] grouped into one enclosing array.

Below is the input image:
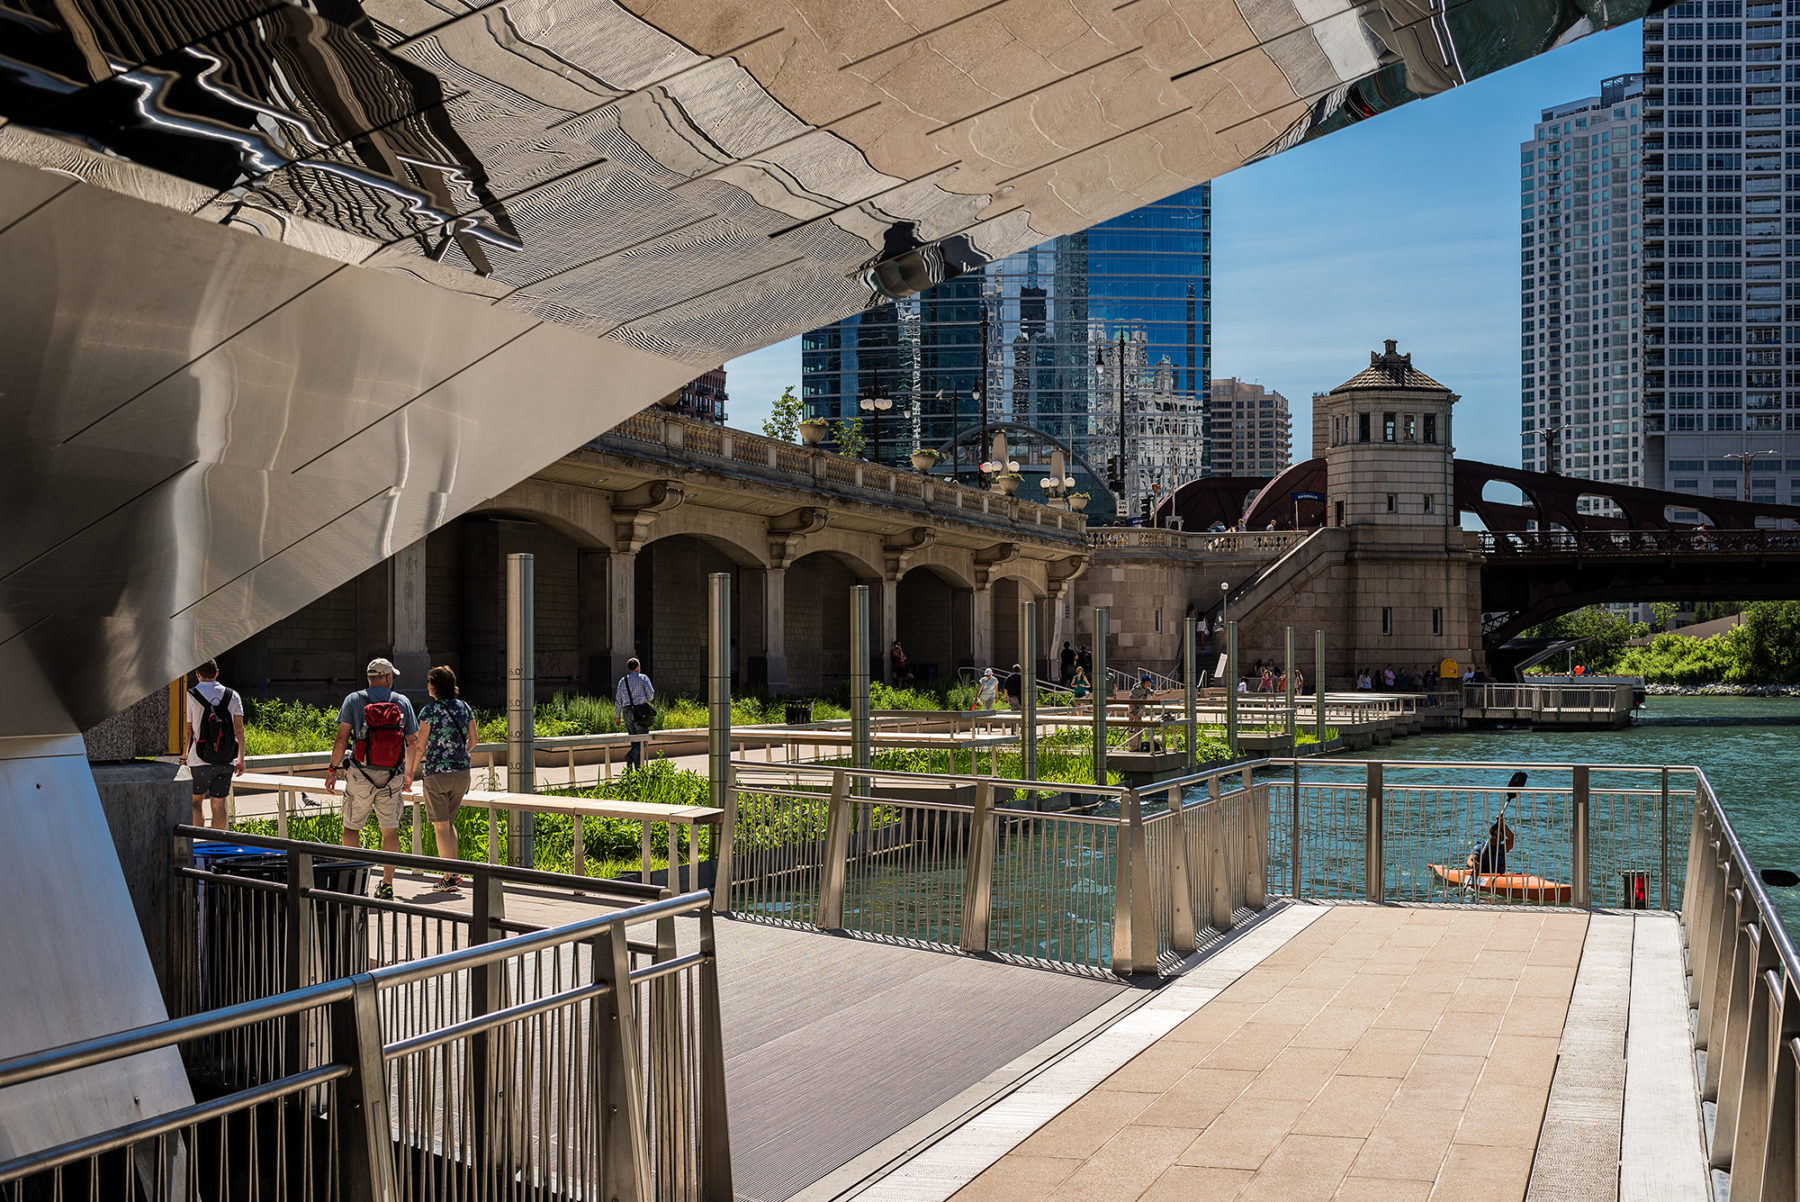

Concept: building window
[[1423, 494, 1433, 513], [1424, 414, 1438, 443], [1382, 607, 1393, 636], [1154, 609, 1162, 634], [1335, 500, 1345, 526], [1358, 413, 1372, 442], [1384, 412, 1398, 441], [1404, 413, 1418, 440], [1433, 608, 1443, 637], [1387, 494, 1397, 513]]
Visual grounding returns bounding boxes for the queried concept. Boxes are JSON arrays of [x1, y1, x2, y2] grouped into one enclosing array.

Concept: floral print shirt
[[418, 698, 474, 777]]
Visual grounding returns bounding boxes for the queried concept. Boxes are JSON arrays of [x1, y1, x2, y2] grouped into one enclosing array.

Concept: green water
[[1376, 695, 1800, 931]]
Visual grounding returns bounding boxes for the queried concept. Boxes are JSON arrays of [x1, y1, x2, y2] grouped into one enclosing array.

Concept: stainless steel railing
[[1679, 769, 1800, 1199], [0, 887, 730, 1202], [720, 761, 1270, 975], [1266, 759, 1695, 910]]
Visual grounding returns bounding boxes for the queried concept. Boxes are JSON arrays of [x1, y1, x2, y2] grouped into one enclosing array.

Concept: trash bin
[[785, 702, 814, 725], [194, 846, 372, 1011], [213, 852, 373, 984]]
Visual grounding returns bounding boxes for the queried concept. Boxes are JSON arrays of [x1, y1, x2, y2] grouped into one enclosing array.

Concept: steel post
[[1111, 788, 1153, 974], [1184, 615, 1198, 769], [506, 552, 535, 868], [282, 851, 315, 1072], [1022, 601, 1038, 781], [960, 779, 997, 952], [695, 909, 735, 1200], [1365, 762, 1384, 902], [1283, 627, 1296, 750], [598, 924, 652, 1202], [332, 977, 398, 1202], [1291, 758, 1301, 897], [817, 770, 850, 930], [708, 573, 731, 816], [1661, 766, 1671, 911], [1093, 608, 1109, 786], [1168, 786, 1197, 954], [1226, 620, 1239, 757], [850, 585, 871, 788], [1572, 765, 1591, 908], [712, 764, 736, 912], [1314, 629, 1326, 744]]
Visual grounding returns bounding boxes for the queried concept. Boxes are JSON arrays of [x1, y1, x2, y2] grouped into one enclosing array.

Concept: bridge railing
[[1086, 527, 1308, 554], [1462, 681, 1636, 718], [1478, 527, 1800, 554], [1680, 768, 1800, 1199], [596, 410, 1087, 534]]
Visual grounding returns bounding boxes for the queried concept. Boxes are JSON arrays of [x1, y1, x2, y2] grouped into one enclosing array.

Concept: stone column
[[578, 549, 611, 693], [970, 585, 993, 667], [739, 567, 787, 691], [390, 537, 429, 685], [764, 567, 788, 693], [1047, 586, 1068, 677], [880, 576, 898, 681], [608, 550, 638, 686]]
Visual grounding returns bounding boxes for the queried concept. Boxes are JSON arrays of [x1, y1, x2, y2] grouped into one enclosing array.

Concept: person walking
[[616, 657, 657, 770], [412, 665, 479, 890], [1058, 641, 1076, 685], [184, 658, 245, 830], [324, 658, 419, 900], [976, 667, 1001, 710], [890, 641, 914, 686], [1070, 664, 1090, 711]]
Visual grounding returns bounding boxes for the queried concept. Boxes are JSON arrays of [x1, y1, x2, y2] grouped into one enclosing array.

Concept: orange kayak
[[1429, 863, 1572, 904]]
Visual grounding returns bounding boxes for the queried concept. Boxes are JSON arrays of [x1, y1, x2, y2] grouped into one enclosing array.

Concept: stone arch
[[988, 574, 1050, 674], [896, 563, 971, 686], [469, 479, 610, 550], [785, 549, 880, 693], [443, 513, 588, 703], [633, 533, 750, 696]]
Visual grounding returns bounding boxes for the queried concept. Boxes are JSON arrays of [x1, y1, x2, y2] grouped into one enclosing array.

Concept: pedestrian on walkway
[[325, 658, 419, 900], [185, 659, 245, 831], [616, 658, 657, 770], [1059, 641, 1076, 684], [412, 665, 479, 891], [976, 667, 1000, 710]]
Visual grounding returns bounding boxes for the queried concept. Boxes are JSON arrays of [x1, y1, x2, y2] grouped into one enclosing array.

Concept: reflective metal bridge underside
[[0, 0, 1659, 736]]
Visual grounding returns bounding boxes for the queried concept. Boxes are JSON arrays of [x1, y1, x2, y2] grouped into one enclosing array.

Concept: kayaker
[[1469, 816, 1516, 875]]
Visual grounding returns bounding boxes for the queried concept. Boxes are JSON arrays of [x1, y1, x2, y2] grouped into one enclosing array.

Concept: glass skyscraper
[[802, 186, 1211, 519], [1641, 2, 1800, 513], [1520, 75, 1646, 504]]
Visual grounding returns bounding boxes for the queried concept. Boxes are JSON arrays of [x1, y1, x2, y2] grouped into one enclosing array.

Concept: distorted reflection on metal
[[0, 0, 1673, 735], [858, 381, 893, 465]]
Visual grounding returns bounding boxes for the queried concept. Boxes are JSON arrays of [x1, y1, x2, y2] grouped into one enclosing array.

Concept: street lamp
[[1539, 424, 1571, 475], [858, 383, 893, 464], [1725, 449, 1778, 502], [1220, 580, 1230, 631]]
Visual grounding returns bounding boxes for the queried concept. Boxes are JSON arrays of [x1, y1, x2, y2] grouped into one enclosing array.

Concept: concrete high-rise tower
[[1641, 5, 1799, 512], [1520, 74, 1645, 506]]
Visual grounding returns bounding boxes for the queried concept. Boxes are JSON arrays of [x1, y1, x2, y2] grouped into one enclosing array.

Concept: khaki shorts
[[342, 767, 404, 832], [423, 769, 471, 825]]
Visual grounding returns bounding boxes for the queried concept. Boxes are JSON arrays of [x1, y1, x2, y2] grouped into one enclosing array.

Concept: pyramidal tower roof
[[1331, 340, 1451, 393]]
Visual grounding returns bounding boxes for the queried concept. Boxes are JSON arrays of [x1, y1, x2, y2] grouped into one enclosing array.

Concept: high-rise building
[[1641, 7, 1799, 513], [1519, 74, 1645, 507], [1208, 378, 1292, 476], [801, 187, 1210, 519]]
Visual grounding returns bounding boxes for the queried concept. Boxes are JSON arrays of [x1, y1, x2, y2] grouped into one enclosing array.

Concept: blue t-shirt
[[339, 685, 419, 738]]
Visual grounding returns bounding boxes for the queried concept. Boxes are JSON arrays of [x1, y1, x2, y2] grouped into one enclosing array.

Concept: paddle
[[1761, 868, 1800, 888]]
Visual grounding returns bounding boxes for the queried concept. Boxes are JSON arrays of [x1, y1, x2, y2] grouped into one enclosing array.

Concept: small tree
[[762, 386, 804, 442], [832, 417, 867, 459], [1651, 602, 1679, 633]]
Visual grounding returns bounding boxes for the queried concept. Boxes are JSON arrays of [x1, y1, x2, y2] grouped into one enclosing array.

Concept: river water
[[1375, 694, 1800, 932]]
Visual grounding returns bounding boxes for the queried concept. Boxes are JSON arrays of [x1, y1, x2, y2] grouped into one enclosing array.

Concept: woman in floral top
[[410, 666, 480, 890]]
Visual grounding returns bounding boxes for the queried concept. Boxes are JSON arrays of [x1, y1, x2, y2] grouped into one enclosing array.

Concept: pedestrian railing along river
[[0, 830, 733, 1202], [1681, 769, 1800, 1200], [1269, 759, 1694, 910], [718, 761, 1270, 975]]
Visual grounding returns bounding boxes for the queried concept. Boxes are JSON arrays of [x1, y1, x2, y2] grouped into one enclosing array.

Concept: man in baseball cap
[[324, 657, 419, 899]]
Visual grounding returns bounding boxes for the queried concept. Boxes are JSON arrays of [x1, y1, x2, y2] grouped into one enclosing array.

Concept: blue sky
[[723, 26, 1644, 467]]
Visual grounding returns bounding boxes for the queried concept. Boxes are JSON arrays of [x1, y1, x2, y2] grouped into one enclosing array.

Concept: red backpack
[[352, 692, 408, 775]]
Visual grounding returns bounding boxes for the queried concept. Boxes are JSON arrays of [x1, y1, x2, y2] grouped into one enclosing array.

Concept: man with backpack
[[185, 659, 245, 830], [615, 658, 656, 770], [324, 658, 420, 899]]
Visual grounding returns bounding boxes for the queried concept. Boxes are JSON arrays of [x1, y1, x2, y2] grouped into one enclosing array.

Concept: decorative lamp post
[[1096, 329, 1128, 515], [1726, 448, 1778, 504], [1539, 424, 1570, 475], [859, 382, 893, 464]]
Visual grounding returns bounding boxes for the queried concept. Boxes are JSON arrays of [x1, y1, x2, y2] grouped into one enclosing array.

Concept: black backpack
[[190, 686, 238, 766]]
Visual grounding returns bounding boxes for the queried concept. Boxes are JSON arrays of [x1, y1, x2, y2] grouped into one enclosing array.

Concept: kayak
[[1429, 863, 1573, 904]]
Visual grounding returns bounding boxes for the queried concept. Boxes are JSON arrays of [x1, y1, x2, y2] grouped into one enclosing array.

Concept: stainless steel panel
[[0, 735, 193, 1158]]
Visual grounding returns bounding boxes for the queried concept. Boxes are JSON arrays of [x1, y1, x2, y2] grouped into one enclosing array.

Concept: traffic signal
[[1106, 455, 1123, 491], [1138, 495, 1152, 522]]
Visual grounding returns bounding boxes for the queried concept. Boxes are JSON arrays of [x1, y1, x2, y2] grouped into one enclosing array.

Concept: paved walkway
[[940, 905, 1587, 1202]]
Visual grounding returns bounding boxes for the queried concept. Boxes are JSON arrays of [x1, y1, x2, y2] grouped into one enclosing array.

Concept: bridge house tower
[[1320, 340, 1458, 530]]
